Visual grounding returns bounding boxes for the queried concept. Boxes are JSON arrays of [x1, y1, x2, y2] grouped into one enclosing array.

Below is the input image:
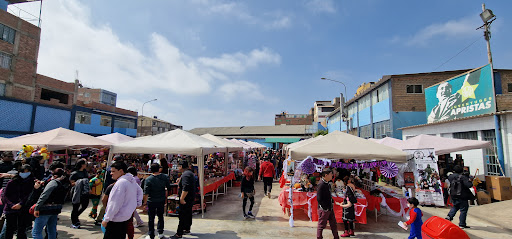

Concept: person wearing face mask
[[1, 164, 35, 239]]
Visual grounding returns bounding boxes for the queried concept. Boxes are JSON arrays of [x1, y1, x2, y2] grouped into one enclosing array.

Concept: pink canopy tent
[[401, 134, 492, 155], [368, 137, 405, 150]]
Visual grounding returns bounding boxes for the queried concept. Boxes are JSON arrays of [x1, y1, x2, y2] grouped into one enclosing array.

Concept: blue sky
[[10, 0, 512, 129]]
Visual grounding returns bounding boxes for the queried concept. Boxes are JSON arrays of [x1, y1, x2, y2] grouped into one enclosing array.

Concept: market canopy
[[368, 137, 405, 150], [201, 134, 243, 152], [0, 127, 112, 151], [96, 133, 135, 145], [401, 134, 492, 155], [244, 140, 266, 149], [111, 129, 227, 156], [289, 131, 407, 163], [285, 135, 323, 151]]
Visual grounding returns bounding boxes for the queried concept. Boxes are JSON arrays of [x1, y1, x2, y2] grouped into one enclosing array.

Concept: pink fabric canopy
[[402, 134, 491, 155], [96, 133, 135, 144]]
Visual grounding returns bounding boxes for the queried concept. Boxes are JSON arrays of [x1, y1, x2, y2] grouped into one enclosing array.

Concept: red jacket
[[259, 161, 275, 178]]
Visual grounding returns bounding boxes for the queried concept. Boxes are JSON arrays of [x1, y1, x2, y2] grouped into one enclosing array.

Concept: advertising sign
[[425, 64, 495, 123], [405, 149, 444, 206]]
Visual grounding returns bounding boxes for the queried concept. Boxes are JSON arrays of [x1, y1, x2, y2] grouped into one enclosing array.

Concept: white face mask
[[19, 172, 31, 179]]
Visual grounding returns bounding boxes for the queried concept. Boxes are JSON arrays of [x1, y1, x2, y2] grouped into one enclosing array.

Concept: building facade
[[327, 69, 477, 139], [402, 67, 512, 178], [0, 8, 137, 138], [137, 116, 182, 137], [77, 88, 117, 106], [275, 112, 313, 126]]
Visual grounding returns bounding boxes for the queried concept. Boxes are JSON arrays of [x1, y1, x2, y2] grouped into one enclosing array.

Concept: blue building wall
[[372, 99, 391, 123], [0, 1, 8, 11], [326, 111, 347, 133], [358, 107, 371, 126], [391, 111, 427, 139], [0, 99, 32, 132], [33, 106, 71, 132], [113, 128, 137, 137], [75, 114, 112, 135]]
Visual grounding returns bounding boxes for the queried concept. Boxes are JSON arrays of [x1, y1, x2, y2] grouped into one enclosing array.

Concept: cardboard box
[[485, 176, 512, 201], [476, 191, 491, 205]]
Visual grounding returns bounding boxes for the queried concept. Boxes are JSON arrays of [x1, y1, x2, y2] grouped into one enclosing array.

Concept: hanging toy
[[39, 147, 49, 160], [22, 145, 34, 158]]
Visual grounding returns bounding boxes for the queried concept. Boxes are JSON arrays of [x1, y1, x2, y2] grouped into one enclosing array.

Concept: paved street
[[42, 181, 512, 239]]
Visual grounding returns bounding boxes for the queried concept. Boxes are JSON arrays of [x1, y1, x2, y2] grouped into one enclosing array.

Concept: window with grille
[[115, 119, 136, 129], [406, 85, 423, 94], [0, 24, 15, 44], [373, 120, 391, 139], [453, 131, 478, 140], [0, 52, 12, 69], [483, 130, 500, 175], [360, 125, 372, 139], [75, 111, 91, 124]]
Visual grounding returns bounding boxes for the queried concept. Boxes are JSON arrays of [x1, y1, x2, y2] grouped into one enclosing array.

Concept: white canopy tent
[[289, 131, 407, 163], [201, 134, 243, 152], [225, 139, 251, 151], [96, 132, 135, 145], [231, 139, 255, 150], [0, 127, 112, 151], [367, 137, 405, 150], [109, 129, 227, 217], [402, 134, 492, 155], [285, 135, 323, 156], [244, 140, 266, 149]]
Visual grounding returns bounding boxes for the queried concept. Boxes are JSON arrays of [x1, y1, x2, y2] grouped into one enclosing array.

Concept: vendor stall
[[109, 129, 230, 217]]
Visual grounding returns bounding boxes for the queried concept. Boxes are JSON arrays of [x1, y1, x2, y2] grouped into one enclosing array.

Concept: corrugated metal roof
[[188, 125, 311, 136]]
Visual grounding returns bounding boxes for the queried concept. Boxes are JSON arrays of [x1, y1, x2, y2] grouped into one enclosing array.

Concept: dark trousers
[[148, 201, 165, 238], [263, 177, 273, 194], [104, 220, 128, 239], [343, 220, 354, 231], [242, 195, 255, 214], [447, 198, 469, 227], [177, 203, 193, 236], [71, 196, 89, 225], [317, 209, 339, 239], [5, 211, 29, 239]]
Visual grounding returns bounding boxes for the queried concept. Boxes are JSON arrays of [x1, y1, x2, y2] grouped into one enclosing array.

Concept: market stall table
[[278, 187, 368, 224], [202, 172, 236, 204]]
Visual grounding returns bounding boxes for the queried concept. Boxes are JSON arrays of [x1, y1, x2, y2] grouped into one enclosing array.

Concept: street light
[[477, 4, 496, 65], [141, 98, 157, 135], [321, 78, 347, 132]]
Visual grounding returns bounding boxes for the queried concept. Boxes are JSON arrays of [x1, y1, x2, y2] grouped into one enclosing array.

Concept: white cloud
[[199, 47, 281, 74], [394, 16, 480, 46], [193, 0, 293, 30], [305, 0, 337, 14]]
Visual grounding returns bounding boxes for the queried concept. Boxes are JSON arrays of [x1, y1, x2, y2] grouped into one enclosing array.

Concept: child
[[404, 197, 423, 239], [337, 176, 357, 237], [241, 166, 255, 219], [88, 170, 104, 219]]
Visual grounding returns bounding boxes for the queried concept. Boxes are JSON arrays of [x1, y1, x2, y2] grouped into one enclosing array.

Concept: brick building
[[137, 115, 182, 137], [77, 87, 117, 106], [0, 6, 137, 138], [275, 112, 313, 126]]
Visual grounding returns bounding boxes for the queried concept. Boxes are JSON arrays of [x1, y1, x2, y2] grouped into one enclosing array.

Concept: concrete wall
[[392, 111, 426, 139], [326, 111, 347, 133], [373, 98, 390, 123]]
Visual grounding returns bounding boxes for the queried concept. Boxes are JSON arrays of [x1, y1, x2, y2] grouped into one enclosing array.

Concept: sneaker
[[243, 213, 249, 219], [145, 235, 154, 239], [445, 216, 452, 221], [183, 230, 190, 234], [71, 224, 80, 229], [157, 233, 165, 239], [170, 234, 182, 239], [134, 221, 144, 228], [460, 225, 471, 229], [247, 211, 255, 218]]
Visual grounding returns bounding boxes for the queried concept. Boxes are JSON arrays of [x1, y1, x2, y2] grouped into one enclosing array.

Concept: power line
[[432, 35, 484, 72]]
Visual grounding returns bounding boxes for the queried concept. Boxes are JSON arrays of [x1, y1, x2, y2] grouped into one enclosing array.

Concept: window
[[359, 94, 371, 110], [483, 130, 500, 175], [115, 119, 136, 129], [0, 24, 15, 44], [0, 52, 11, 69], [40, 88, 69, 104], [373, 120, 391, 139], [453, 131, 478, 140], [75, 111, 91, 124], [359, 125, 372, 139], [100, 115, 112, 127], [0, 83, 4, 96], [406, 85, 423, 94], [321, 107, 334, 113], [508, 83, 512, 93], [84, 92, 90, 98], [347, 104, 357, 116]]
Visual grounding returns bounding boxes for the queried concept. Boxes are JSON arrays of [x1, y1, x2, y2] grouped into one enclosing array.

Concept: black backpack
[[449, 175, 463, 197]]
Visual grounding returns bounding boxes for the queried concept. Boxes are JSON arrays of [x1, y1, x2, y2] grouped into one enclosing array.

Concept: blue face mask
[[19, 172, 31, 179]]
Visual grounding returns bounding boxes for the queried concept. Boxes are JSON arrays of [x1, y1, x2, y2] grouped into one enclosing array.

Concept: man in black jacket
[[445, 165, 474, 229], [316, 168, 339, 239], [172, 160, 195, 239]]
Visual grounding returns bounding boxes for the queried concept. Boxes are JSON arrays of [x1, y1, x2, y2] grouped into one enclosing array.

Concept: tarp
[[234, 139, 256, 149], [96, 133, 134, 145], [402, 134, 492, 155], [0, 127, 112, 151], [227, 139, 252, 150], [201, 134, 243, 152], [244, 140, 267, 149], [289, 131, 407, 163]]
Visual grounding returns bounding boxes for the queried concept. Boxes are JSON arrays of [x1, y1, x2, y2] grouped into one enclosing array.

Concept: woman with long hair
[[241, 167, 255, 219]]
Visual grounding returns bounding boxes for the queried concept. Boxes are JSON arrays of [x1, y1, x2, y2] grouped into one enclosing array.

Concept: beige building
[[137, 116, 182, 137]]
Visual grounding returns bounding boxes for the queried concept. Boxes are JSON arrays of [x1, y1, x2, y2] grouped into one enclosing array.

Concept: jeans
[[148, 201, 165, 238], [447, 198, 469, 227], [242, 195, 254, 214], [263, 177, 273, 194], [177, 203, 193, 236], [32, 214, 58, 239], [71, 196, 89, 225], [317, 209, 339, 239]]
